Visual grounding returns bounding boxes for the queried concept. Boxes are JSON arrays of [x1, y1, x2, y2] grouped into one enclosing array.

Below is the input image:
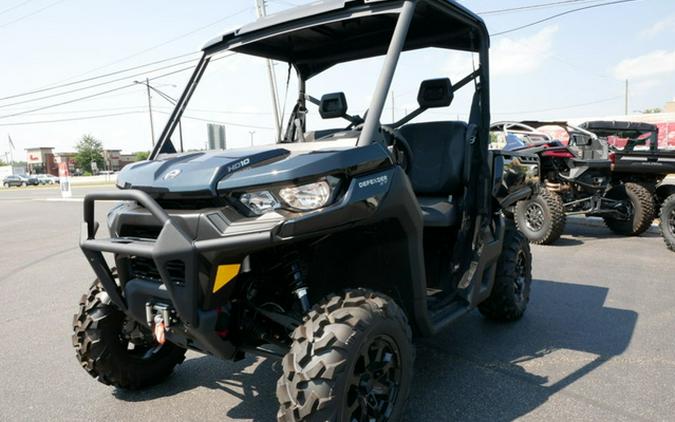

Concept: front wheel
[[479, 225, 533, 321], [72, 281, 186, 389], [660, 194, 675, 252], [277, 289, 414, 422], [603, 182, 655, 236], [515, 188, 566, 245], [21, 182, 26, 187]]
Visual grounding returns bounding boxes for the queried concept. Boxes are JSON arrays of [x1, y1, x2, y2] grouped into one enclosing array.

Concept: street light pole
[[249, 131, 256, 146], [144, 77, 155, 146]]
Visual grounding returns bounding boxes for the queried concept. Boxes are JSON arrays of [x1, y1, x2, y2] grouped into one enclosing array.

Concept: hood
[[117, 139, 390, 196]]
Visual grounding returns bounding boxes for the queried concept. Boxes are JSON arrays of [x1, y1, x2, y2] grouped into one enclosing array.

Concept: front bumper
[[80, 190, 277, 358]]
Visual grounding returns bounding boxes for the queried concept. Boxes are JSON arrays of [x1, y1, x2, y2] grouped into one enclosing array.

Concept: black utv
[[491, 121, 655, 245], [72, 1, 536, 420]]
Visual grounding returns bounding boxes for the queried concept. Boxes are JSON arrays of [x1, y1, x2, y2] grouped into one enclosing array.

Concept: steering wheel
[[354, 123, 413, 173]]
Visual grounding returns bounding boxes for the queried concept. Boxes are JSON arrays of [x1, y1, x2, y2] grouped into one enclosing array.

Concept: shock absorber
[[287, 258, 310, 313]]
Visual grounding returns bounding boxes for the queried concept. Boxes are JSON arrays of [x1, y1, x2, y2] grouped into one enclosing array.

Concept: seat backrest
[[399, 121, 468, 196]]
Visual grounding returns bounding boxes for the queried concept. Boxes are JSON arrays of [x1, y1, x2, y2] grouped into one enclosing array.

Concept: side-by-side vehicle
[[72, 1, 537, 420]]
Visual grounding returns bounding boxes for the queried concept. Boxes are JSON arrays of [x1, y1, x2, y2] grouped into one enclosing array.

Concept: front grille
[[129, 257, 161, 282], [129, 257, 185, 285], [154, 197, 228, 210], [120, 224, 161, 240]]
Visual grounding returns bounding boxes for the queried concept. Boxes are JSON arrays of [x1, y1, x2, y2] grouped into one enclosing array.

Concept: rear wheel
[[479, 225, 533, 321], [603, 182, 655, 236], [515, 188, 566, 245], [660, 194, 675, 252], [277, 289, 414, 422], [72, 280, 186, 389], [3, 182, 8, 188]]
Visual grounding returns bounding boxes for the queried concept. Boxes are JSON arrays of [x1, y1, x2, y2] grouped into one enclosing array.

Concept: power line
[[0, 52, 236, 120], [0, 0, 37, 17], [0, 56, 199, 109], [56, 6, 251, 83], [0, 51, 199, 102], [0, 0, 67, 29], [0, 5, 248, 104], [0, 111, 145, 126], [0, 84, 137, 120], [492, 0, 640, 36], [493, 96, 621, 115], [479, 0, 605, 16], [155, 111, 274, 130]]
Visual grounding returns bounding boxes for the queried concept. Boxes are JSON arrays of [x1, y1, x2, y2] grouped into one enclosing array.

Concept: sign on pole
[[58, 162, 72, 198]]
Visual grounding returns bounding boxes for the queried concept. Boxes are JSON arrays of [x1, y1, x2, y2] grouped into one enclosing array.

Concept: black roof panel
[[203, 0, 487, 78]]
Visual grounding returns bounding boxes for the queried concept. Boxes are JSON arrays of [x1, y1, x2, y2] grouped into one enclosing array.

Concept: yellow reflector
[[213, 264, 241, 293]]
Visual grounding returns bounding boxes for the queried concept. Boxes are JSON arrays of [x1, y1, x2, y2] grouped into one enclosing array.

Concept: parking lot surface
[[0, 187, 673, 421]]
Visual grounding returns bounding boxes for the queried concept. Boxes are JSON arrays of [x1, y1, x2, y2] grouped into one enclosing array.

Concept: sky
[[0, 0, 674, 156]]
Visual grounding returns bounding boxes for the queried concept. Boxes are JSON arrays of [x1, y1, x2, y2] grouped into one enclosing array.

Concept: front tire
[[479, 225, 533, 321], [603, 182, 655, 236], [277, 289, 414, 422], [515, 188, 566, 245], [72, 281, 186, 390], [660, 194, 675, 252]]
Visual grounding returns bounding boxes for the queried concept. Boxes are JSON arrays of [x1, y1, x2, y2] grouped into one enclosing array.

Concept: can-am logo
[[163, 169, 182, 180], [358, 175, 389, 189], [227, 158, 251, 173]]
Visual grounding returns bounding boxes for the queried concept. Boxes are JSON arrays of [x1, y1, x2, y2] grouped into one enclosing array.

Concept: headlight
[[240, 190, 280, 215], [279, 181, 331, 211]]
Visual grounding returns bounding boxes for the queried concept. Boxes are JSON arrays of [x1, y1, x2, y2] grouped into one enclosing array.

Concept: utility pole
[[144, 77, 156, 146], [391, 91, 395, 122], [135, 80, 182, 150], [249, 131, 256, 146], [624, 79, 629, 115], [255, 0, 282, 141]]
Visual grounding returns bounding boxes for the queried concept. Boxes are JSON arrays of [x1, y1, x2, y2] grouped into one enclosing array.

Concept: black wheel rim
[[346, 335, 401, 422], [513, 251, 527, 303], [525, 203, 545, 231], [669, 207, 675, 235]]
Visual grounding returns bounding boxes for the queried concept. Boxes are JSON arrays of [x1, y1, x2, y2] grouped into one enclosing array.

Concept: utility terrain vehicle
[[578, 121, 675, 251], [72, 1, 536, 420], [579, 120, 675, 208], [491, 121, 654, 244]]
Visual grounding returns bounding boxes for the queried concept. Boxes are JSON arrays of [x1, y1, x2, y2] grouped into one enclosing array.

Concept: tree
[[74, 134, 104, 173], [134, 151, 150, 161]]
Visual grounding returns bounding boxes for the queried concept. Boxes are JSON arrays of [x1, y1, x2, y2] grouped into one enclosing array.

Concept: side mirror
[[319, 92, 348, 119], [417, 78, 453, 108]]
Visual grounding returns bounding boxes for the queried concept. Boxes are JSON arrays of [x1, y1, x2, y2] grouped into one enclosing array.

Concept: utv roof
[[579, 121, 658, 133], [203, 0, 488, 78], [491, 120, 596, 138]]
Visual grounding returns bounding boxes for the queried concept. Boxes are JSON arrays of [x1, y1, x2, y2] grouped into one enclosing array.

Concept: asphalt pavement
[[0, 186, 674, 421]]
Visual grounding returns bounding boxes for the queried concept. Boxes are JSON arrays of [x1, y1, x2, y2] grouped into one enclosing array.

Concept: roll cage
[[150, 0, 490, 160]]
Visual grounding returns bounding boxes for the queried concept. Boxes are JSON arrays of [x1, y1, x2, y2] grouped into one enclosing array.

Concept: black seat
[[399, 121, 468, 227]]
